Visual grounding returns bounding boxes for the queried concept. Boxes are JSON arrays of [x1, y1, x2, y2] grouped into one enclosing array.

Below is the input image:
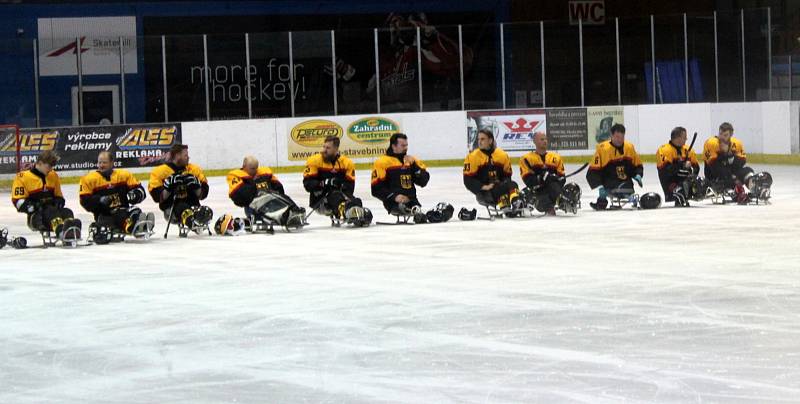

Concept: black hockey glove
[[163, 174, 183, 191], [127, 187, 146, 205], [182, 174, 201, 190]]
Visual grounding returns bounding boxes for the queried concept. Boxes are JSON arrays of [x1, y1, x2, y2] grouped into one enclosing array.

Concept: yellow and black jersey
[[371, 153, 430, 201], [11, 168, 65, 213], [519, 151, 565, 189], [227, 166, 285, 207], [79, 169, 145, 216], [656, 141, 699, 187], [586, 140, 643, 189], [148, 162, 209, 209], [302, 153, 356, 196], [702, 136, 747, 181], [463, 147, 512, 194], [703, 136, 746, 165]]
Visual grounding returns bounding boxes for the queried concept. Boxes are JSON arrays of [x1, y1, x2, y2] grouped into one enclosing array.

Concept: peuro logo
[[117, 127, 176, 149], [0, 131, 58, 155], [291, 119, 342, 147], [347, 117, 399, 144]]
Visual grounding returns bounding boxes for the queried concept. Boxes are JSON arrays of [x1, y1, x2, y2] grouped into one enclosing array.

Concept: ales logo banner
[[0, 131, 58, 154], [0, 123, 181, 174], [117, 126, 177, 149]]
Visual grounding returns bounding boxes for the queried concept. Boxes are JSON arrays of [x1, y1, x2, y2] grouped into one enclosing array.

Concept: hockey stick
[[163, 199, 176, 239], [687, 132, 698, 152], [523, 157, 588, 180], [304, 194, 327, 221], [565, 162, 589, 178]]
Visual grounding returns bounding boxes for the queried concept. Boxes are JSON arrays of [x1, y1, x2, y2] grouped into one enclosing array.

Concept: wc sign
[[569, 0, 606, 25]]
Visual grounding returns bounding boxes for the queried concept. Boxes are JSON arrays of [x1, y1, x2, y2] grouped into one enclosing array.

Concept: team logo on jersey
[[291, 119, 342, 147], [0, 131, 58, 155], [117, 126, 177, 149], [347, 117, 399, 144], [616, 166, 627, 180], [400, 174, 413, 189]]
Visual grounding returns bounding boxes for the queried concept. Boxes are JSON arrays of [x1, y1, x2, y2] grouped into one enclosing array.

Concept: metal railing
[[0, 8, 789, 129]]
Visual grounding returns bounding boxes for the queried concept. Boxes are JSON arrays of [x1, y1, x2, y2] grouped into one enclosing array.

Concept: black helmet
[[561, 182, 582, 203], [458, 207, 477, 221], [755, 172, 773, 189], [689, 177, 709, 201], [639, 192, 662, 209], [427, 202, 454, 223]]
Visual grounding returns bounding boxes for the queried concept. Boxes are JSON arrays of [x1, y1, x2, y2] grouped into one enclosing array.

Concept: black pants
[[534, 180, 564, 211], [475, 180, 519, 206], [383, 197, 421, 214], [162, 201, 197, 224], [95, 207, 141, 233], [707, 166, 754, 190], [28, 206, 74, 232], [312, 190, 362, 219]]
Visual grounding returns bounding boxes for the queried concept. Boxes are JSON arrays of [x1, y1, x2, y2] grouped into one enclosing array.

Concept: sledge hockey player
[[227, 155, 305, 232], [519, 131, 581, 215], [702, 122, 771, 204], [79, 151, 154, 243], [303, 136, 372, 227], [656, 127, 701, 207], [586, 124, 644, 210], [371, 133, 453, 224], [11, 151, 82, 243], [463, 128, 523, 217], [148, 144, 213, 236]]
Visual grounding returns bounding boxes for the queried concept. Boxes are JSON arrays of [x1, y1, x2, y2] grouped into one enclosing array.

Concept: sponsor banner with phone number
[[466, 107, 623, 151], [0, 123, 181, 174]]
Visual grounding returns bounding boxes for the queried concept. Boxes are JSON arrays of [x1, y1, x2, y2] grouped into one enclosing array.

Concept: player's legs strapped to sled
[[667, 181, 691, 207], [382, 198, 425, 224], [477, 180, 524, 218], [90, 207, 155, 244], [248, 192, 307, 232], [591, 181, 637, 211], [707, 166, 755, 204], [687, 176, 710, 202], [326, 190, 372, 227], [28, 206, 82, 247], [608, 183, 638, 209], [164, 201, 213, 237], [525, 180, 565, 215]]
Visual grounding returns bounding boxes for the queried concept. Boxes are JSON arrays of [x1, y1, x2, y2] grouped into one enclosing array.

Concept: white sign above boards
[[569, 0, 606, 25], [37, 16, 138, 77]]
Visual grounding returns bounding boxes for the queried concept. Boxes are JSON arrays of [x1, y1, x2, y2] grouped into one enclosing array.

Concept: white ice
[[1, 164, 799, 403]]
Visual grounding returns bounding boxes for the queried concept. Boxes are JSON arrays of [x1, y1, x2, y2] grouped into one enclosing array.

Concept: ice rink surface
[[1, 164, 799, 403]]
